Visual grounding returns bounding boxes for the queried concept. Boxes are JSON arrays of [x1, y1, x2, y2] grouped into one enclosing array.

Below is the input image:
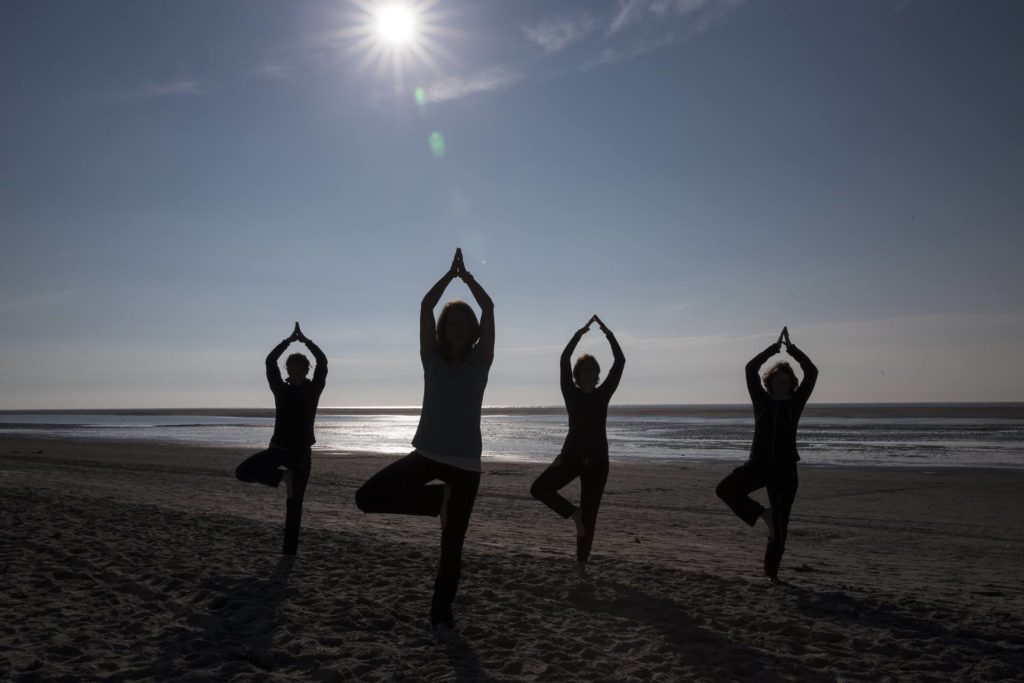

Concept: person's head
[[763, 362, 799, 397], [285, 353, 311, 384], [573, 354, 601, 393], [436, 300, 480, 362]]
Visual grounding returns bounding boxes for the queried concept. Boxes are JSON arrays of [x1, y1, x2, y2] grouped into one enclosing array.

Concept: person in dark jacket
[[236, 322, 327, 555], [716, 327, 817, 582], [531, 315, 625, 573]]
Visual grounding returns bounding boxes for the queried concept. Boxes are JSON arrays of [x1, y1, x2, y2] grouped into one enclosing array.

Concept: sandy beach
[[2, 436, 1023, 682]]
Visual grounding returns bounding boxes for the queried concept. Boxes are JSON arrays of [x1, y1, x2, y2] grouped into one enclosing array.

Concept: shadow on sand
[[564, 575, 832, 682], [150, 555, 296, 677]]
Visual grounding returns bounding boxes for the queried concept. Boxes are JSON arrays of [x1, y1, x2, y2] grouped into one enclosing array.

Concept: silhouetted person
[[716, 327, 817, 583], [531, 315, 625, 574], [235, 322, 327, 556], [355, 248, 494, 635]]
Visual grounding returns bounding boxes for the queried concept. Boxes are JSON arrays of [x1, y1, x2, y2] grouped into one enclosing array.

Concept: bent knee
[[715, 479, 731, 501], [235, 465, 249, 482], [529, 480, 546, 500]]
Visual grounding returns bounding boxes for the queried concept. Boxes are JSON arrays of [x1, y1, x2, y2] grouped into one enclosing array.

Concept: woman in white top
[[355, 248, 495, 632]]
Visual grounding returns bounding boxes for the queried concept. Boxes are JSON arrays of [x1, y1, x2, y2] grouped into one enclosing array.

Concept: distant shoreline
[[3, 403, 1024, 419]]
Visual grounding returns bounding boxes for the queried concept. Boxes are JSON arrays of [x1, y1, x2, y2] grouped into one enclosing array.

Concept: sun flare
[[342, 0, 454, 83], [376, 5, 416, 45]]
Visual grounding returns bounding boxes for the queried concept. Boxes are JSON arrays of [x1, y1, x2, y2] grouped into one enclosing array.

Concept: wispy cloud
[[424, 66, 524, 103], [251, 62, 292, 81], [523, 13, 600, 54], [609, 0, 747, 36], [581, 34, 677, 71], [609, 0, 647, 35], [119, 79, 205, 99]]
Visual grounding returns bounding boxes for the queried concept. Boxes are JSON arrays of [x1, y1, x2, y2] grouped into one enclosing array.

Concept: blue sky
[[2, 0, 1022, 408]]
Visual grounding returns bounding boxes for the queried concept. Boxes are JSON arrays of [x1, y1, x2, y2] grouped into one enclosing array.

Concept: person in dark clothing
[[716, 326, 818, 583], [531, 314, 625, 573], [354, 248, 494, 635], [236, 322, 328, 556]]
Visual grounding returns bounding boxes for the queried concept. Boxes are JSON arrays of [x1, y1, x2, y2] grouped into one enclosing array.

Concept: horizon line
[[3, 401, 1024, 415]]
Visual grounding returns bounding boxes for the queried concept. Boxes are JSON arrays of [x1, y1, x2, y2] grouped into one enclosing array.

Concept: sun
[[341, 0, 455, 83], [376, 5, 416, 45]]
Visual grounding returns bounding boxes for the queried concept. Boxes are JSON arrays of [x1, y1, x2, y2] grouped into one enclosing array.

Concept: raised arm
[[786, 341, 818, 404], [593, 316, 625, 396], [420, 254, 460, 361], [560, 323, 589, 396], [746, 340, 782, 402], [295, 323, 328, 390], [266, 332, 295, 389], [460, 269, 494, 361]]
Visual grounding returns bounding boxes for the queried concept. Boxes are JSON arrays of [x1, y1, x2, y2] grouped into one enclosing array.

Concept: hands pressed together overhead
[[773, 326, 798, 352], [447, 247, 476, 283], [578, 314, 612, 337], [288, 322, 310, 345]]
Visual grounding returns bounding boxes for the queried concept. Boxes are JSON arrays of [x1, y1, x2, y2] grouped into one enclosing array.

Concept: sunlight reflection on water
[[1, 412, 1023, 468]]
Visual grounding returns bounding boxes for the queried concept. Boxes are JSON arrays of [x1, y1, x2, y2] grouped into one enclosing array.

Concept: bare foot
[[575, 561, 589, 578], [572, 508, 585, 538], [282, 470, 294, 499]]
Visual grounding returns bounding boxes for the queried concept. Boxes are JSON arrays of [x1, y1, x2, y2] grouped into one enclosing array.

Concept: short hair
[[573, 354, 601, 385], [436, 300, 481, 362], [763, 361, 799, 394], [286, 353, 310, 370]]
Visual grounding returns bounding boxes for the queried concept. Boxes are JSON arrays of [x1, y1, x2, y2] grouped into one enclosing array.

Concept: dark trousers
[[354, 451, 481, 625], [716, 460, 799, 579], [530, 454, 609, 563], [235, 446, 312, 556]]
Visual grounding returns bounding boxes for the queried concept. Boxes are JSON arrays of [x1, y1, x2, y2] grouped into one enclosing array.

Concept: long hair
[[436, 300, 480, 363], [763, 361, 799, 394]]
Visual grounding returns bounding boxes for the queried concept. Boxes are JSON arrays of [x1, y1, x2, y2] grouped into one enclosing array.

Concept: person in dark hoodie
[[235, 322, 327, 556], [716, 327, 818, 583], [530, 314, 625, 574]]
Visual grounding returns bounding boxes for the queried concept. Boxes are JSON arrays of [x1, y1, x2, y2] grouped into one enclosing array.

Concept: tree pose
[[355, 248, 494, 634], [236, 322, 328, 556], [530, 315, 625, 573], [716, 327, 818, 583]]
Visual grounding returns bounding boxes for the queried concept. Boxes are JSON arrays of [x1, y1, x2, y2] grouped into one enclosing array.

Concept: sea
[[2, 404, 1023, 469]]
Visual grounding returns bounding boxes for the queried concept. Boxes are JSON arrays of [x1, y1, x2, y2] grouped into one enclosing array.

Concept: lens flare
[[429, 132, 445, 157], [376, 5, 415, 44]]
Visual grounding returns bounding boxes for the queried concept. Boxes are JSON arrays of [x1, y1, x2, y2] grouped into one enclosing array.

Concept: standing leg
[[715, 461, 769, 527], [235, 447, 289, 487], [431, 465, 481, 627], [576, 458, 609, 563], [282, 449, 311, 556], [530, 455, 583, 519], [764, 463, 799, 580], [355, 452, 446, 517]]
